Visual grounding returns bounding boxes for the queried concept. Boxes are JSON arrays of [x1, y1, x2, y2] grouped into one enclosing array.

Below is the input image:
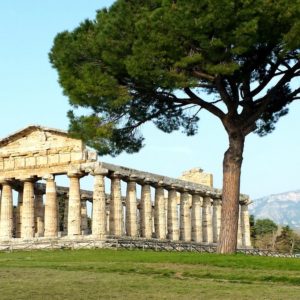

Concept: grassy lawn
[[0, 249, 300, 299]]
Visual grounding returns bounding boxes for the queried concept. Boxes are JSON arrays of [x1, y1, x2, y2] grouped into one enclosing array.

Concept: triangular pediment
[[0, 125, 84, 157], [0, 125, 97, 177]]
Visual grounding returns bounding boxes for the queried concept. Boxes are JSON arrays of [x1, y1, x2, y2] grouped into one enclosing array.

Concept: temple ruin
[[0, 125, 251, 248]]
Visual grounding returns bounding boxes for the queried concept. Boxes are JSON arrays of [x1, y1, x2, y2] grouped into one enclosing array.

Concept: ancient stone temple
[[0, 125, 252, 248]]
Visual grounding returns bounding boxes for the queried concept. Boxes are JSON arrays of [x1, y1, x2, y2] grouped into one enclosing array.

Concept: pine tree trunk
[[217, 132, 245, 254]]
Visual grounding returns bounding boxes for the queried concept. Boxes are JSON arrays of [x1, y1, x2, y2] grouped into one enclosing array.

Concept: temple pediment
[[0, 125, 84, 157], [0, 125, 96, 176]]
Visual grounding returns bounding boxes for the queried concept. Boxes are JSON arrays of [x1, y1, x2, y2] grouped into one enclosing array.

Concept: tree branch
[[192, 70, 215, 81], [215, 76, 233, 107], [184, 87, 225, 119], [196, 83, 215, 89], [240, 62, 300, 134], [287, 87, 300, 100], [275, 61, 300, 86], [228, 78, 239, 101], [250, 60, 282, 97]]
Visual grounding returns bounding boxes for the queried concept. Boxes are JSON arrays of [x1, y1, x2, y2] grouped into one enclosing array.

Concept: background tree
[[49, 0, 300, 253], [252, 218, 278, 250], [275, 225, 300, 254], [254, 218, 278, 236], [249, 214, 256, 240]]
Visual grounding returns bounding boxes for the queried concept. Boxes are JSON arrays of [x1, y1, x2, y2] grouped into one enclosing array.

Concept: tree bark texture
[[217, 132, 245, 254]]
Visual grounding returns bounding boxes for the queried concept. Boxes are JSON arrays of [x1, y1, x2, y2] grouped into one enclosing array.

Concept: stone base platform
[[0, 236, 293, 258], [0, 236, 221, 252]]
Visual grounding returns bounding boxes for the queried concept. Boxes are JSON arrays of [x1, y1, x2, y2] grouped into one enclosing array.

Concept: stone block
[[25, 156, 36, 167], [180, 168, 213, 188], [15, 157, 25, 169], [36, 155, 48, 166], [48, 154, 59, 165], [59, 153, 71, 164], [71, 152, 84, 162], [4, 158, 14, 170], [88, 150, 97, 161]]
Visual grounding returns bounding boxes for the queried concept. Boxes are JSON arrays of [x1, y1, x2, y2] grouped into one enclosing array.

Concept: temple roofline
[[0, 125, 71, 147]]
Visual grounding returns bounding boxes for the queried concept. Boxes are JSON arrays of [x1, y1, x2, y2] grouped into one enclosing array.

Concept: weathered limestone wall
[[180, 168, 213, 188], [0, 126, 97, 179]]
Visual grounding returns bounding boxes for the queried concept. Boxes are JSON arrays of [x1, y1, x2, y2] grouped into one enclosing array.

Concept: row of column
[[92, 170, 251, 247], [0, 170, 252, 247], [0, 176, 58, 239]]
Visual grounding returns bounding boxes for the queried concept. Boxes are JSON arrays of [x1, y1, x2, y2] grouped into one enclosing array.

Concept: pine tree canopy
[[49, 0, 300, 155]]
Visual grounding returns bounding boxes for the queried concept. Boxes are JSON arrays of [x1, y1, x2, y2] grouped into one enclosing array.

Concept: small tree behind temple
[[49, 0, 300, 253], [275, 226, 300, 254], [254, 219, 278, 236]]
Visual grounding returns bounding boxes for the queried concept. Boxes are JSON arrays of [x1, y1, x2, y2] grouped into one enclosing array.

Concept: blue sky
[[0, 1, 300, 199]]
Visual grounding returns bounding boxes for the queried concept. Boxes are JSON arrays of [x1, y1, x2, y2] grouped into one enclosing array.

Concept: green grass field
[[0, 249, 300, 299]]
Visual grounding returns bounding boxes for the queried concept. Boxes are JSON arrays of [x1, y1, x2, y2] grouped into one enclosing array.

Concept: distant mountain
[[250, 190, 300, 229]]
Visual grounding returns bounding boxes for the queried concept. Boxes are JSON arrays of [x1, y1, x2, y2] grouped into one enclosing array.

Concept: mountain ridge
[[250, 190, 300, 229]]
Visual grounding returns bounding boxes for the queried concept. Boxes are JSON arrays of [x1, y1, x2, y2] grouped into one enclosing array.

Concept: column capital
[[67, 165, 84, 178], [0, 178, 14, 185], [141, 177, 153, 185], [178, 186, 190, 194], [67, 171, 84, 178], [123, 174, 138, 182], [34, 186, 45, 196], [17, 175, 37, 183], [202, 196, 212, 205], [91, 167, 109, 176], [109, 171, 123, 180], [240, 197, 252, 206], [216, 193, 222, 199], [189, 189, 202, 196], [153, 180, 165, 188], [213, 198, 222, 206], [169, 183, 181, 190], [204, 190, 213, 197], [43, 174, 55, 181], [164, 184, 176, 191], [192, 194, 203, 207]]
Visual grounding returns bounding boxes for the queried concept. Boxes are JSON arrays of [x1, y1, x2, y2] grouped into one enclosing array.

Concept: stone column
[[167, 187, 179, 241], [241, 201, 252, 248], [13, 206, 17, 238], [212, 198, 222, 243], [21, 179, 35, 239], [237, 207, 243, 247], [35, 190, 44, 237], [202, 196, 213, 244], [136, 204, 141, 237], [125, 176, 138, 237], [81, 200, 88, 234], [109, 173, 123, 236], [140, 179, 152, 238], [0, 180, 13, 239], [179, 190, 191, 242], [106, 209, 110, 233], [15, 190, 23, 238], [91, 168, 108, 238], [154, 182, 166, 239], [63, 195, 68, 234], [152, 207, 155, 236], [44, 175, 58, 237], [191, 193, 202, 243], [67, 172, 81, 237]]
